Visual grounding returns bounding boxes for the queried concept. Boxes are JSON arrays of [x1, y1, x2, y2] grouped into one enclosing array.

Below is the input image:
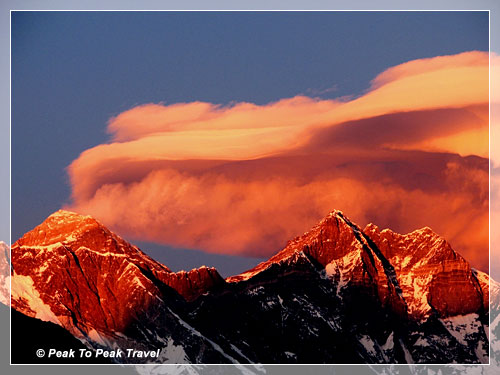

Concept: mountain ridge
[[9, 209, 491, 364]]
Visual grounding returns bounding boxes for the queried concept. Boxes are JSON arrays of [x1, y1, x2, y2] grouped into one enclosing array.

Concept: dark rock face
[[9, 305, 111, 364], [10, 210, 229, 364], [9, 209, 491, 364]]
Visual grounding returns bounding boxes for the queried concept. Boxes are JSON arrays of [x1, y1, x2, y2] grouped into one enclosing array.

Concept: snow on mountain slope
[[228, 210, 485, 321], [10, 210, 229, 363], [9, 209, 491, 364]]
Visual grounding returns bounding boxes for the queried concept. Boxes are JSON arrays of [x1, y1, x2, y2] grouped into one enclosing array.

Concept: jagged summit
[[323, 209, 345, 219], [10, 209, 225, 341], [17, 209, 108, 248], [228, 209, 434, 282], [230, 210, 451, 281], [9, 208, 491, 364], [226, 209, 355, 282], [49, 208, 88, 218], [45, 209, 98, 226], [227, 209, 485, 320]]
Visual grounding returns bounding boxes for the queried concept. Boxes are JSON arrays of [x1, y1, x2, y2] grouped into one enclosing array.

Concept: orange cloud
[[107, 97, 341, 142], [69, 163, 489, 271], [369, 51, 488, 89], [492, 54, 500, 168], [67, 51, 490, 271], [491, 54, 500, 277]]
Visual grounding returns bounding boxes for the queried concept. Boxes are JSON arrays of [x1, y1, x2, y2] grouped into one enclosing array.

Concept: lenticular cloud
[[67, 51, 491, 271]]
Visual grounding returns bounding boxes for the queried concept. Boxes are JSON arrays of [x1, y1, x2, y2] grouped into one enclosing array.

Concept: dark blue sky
[[11, 11, 488, 275]]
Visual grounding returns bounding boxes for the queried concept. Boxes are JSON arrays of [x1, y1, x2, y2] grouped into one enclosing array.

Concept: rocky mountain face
[[9, 305, 112, 364], [9, 210, 491, 364], [0, 241, 9, 306], [10, 211, 230, 363]]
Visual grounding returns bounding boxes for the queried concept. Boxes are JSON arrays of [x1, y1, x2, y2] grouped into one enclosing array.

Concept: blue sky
[[10, 11, 489, 275]]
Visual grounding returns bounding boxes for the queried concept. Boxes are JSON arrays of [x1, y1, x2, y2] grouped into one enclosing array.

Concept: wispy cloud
[[66, 51, 490, 271]]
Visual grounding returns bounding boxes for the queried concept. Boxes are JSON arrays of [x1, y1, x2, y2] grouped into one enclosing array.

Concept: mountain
[[193, 211, 490, 363], [9, 305, 112, 364], [229, 211, 487, 319], [9, 210, 491, 364], [0, 241, 9, 306], [10, 210, 232, 364]]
